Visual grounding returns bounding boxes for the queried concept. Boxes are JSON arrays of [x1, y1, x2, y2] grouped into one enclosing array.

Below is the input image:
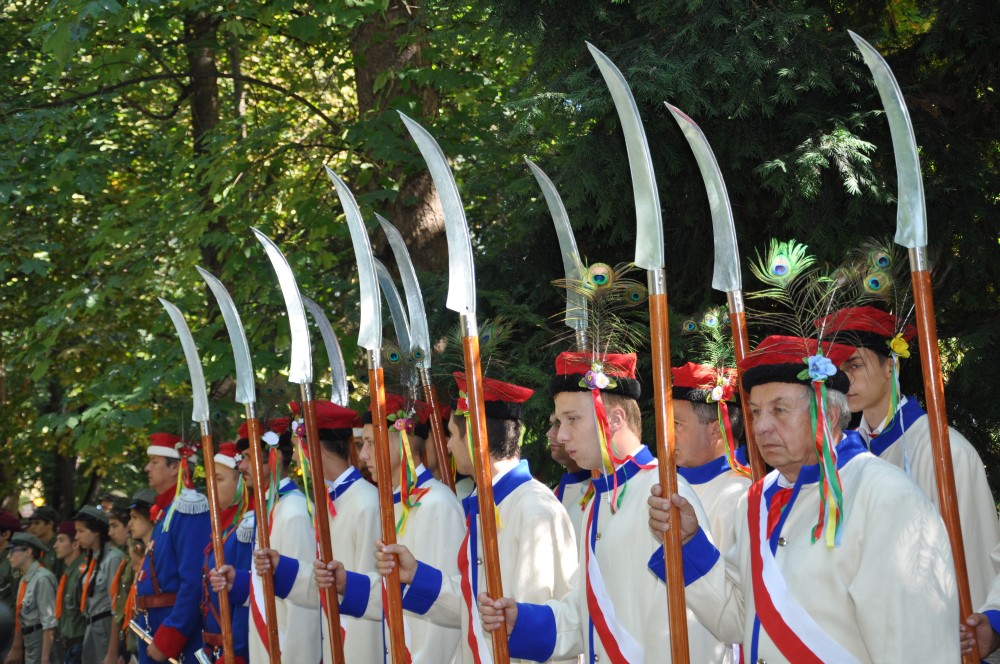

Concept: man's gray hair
[[824, 388, 851, 431]]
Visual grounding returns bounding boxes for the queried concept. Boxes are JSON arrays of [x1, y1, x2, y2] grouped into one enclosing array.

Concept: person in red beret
[[646, 335, 959, 662], [819, 305, 1000, 625], [135, 433, 211, 663], [479, 352, 718, 663], [252, 400, 388, 663], [297, 393, 464, 661], [671, 362, 752, 558]]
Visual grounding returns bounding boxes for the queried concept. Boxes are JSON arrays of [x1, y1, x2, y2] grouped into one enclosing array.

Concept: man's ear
[[606, 403, 627, 436]]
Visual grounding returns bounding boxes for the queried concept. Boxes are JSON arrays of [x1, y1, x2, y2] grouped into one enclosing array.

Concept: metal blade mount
[[665, 104, 742, 293], [398, 112, 477, 315], [302, 297, 350, 407], [524, 158, 589, 333], [587, 42, 664, 270], [376, 214, 431, 371], [196, 267, 256, 406], [323, 166, 383, 352], [373, 259, 412, 355], [848, 31, 926, 249], [159, 298, 210, 424]]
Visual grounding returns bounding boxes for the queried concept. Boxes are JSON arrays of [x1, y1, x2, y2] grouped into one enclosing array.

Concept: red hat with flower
[[451, 373, 534, 421]]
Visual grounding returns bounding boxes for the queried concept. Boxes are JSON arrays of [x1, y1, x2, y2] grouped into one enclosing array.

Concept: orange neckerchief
[[15, 578, 26, 629], [55, 573, 67, 620], [80, 557, 97, 612], [122, 583, 137, 637], [109, 559, 127, 607]]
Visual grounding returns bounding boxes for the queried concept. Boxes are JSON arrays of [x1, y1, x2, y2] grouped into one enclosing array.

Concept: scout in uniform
[[135, 433, 211, 663], [548, 412, 591, 547], [8, 532, 58, 664], [210, 417, 322, 664], [122, 489, 155, 663], [54, 521, 87, 664], [254, 400, 386, 663], [106, 499, 133, 663], [672, 362, 752, 556], [368, 374, 579, 664], [478, 352, 720, 663], [819, 304, 1000, 609], [0, 510, 23, 637], [201, 441, 250, 664], [647, 335, 961, 662], [74, 505, 127, 664], [26, 506, 61, 579]]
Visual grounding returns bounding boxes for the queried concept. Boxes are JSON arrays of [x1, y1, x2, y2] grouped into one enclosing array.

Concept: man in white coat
[[548, 412, 591, 547], [819, 305, 1000, 610], [356, 374, 579, 664], [478, 352, 723, 664], [252, 400, 384, 663], [647, 335, 961, 663], [209, 417, 321, 664]]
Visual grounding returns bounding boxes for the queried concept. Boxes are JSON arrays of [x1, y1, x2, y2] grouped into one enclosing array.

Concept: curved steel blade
[[524, 158, 589, 333], [665, 104, 742, 293], [323, 167, 382, 352], [196, 267, 256, 406], [587, 42, 664, 270], [251, 227, 312, 384], [398, 112, 476, 315], [302, 297, 350, 407], [159, 298, 210, 424], [848, 31, 926, 249], [376, 214, 432, 371], [373, 259, 412, 354]]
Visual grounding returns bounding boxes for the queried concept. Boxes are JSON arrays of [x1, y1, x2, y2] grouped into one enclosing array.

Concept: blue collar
[[462, 460, 533, 518], [865, 397, 925, 457], [277, 477, 299, 498], [555, 469, 592, 500], [393, 467, 434, 504], [677, 448, 749, 485], [593, 445, 654, 496], [762, 431, 867, 550], [329, 467, 364, 502]]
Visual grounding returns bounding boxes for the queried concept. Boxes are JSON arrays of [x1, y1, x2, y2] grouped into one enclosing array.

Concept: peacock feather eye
[[703, 312, 719, 328], [770, 255, 790, 277], [625, 284, 647, 305], [872, 250, 891, 269], [587, 263, 614, 289], [682, 319, 697, 333], [411, 348, 425, 361], [865, 270, 888, 293], [387, 349, 401, 363], [722, 311, 731, 325]]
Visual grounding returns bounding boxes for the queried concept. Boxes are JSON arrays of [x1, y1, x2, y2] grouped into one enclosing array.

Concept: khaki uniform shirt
[[58, 555, 88, 644]]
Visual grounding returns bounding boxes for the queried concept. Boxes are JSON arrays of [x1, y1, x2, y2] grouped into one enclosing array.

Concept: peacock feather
[[551, 260, 649, 356], [382, 340, 421, 400], [440, 316, 515, 382]]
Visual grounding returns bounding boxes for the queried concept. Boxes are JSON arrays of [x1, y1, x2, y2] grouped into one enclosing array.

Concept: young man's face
[[446, 415, 474, 477], [108, 517, 130, 547], [53, 533, 75, 560], [216, 466, 241, 508], [547, 413, 573, 468], [359, 424, 403, 484], [840, 347, 893, 417], [27, 519, 53, 540], [748, 383, 820, 478], [237, 450, 270, 489], [144, 455, 178, 494], [128, 510, 153, 542], [553, 391, 603, 471], [6, 545, 30, 572], [673, 400, 719, 468]]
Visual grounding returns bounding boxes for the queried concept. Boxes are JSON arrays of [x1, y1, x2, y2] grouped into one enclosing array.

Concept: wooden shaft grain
[[368, 367, 409, 663], [462, 334, 510, 664], [199, 429, 236, 664], [244, 413, 282, 664], [300, 387, 346, 664], [648, 286, 690, 664]]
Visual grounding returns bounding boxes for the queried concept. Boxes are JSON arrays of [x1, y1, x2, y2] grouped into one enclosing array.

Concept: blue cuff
[[508, 602, 556, 662], [231, 570, 250, 605], [985, 610, 1000, 642], [681, 527, 720, 585], [339, 570, 370, 618], [272, 555, 299, 599], [401, 562, 442, 615]]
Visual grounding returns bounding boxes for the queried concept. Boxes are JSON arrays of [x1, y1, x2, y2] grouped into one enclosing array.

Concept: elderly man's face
[[748, 382, 817, 481]]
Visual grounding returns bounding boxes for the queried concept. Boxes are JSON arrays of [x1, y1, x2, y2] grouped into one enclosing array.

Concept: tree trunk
[[350, 1, 447, 273]]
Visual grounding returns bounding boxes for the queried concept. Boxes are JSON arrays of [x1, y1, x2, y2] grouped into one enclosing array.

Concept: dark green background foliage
[[1, 0, 997, 511]]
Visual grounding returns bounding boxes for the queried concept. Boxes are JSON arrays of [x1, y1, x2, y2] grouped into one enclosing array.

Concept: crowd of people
[[2, 302, 1000, 663]]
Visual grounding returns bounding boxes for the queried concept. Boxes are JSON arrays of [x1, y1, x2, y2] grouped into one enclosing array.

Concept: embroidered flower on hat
[[262, 431, 280, 447], [387, 409, 415, 434], [291, 419, 305, 439], [233, 453, 244, 465]]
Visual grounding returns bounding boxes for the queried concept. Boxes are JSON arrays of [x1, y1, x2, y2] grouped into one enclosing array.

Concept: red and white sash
[[748, 477, 861, 664], [584, 501, 643, 663], [458, 517, 494, 664]]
